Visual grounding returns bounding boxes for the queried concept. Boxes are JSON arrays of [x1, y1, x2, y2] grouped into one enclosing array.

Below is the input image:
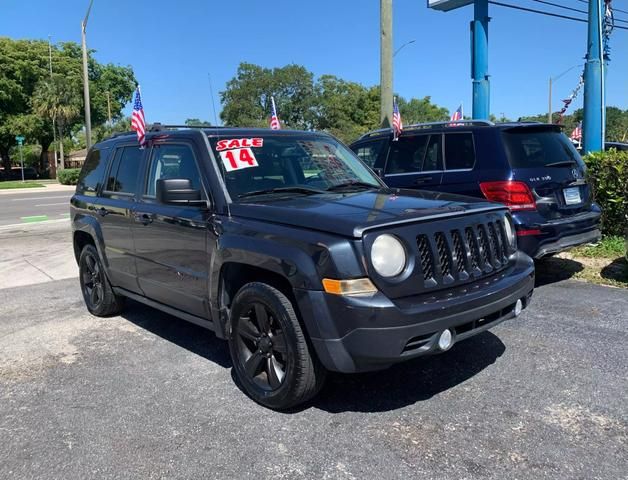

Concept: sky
[[1, 0, 627, 124]]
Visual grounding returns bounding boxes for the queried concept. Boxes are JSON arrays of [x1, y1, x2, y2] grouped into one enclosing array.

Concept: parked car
[[604, 141, 628, 151], [71, 126, 534, 409], [10, 166, 39, 180], [351, 121, 602, 259]]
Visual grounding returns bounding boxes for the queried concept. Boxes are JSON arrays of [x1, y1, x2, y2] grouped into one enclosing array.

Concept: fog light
[[514, 299, 523, 316], [438, 329, 453, 351]]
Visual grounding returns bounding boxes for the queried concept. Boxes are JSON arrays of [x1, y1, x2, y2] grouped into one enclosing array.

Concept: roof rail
[[148, 123, 225, 132], [358, 119, 495, 140]]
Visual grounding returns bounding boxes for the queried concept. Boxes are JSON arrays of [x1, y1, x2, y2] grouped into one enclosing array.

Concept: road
[[0, 222, 626, 479], [0, 188, 73, 226]]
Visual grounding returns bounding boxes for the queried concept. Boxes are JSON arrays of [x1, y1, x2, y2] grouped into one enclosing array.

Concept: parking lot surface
[[0, 224, 626, 479]]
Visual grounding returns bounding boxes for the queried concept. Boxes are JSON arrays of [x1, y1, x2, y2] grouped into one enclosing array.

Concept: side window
[[105, 146, 142, 194], [77, 148, 107, 195], [386, 135, 442, 174], [353, 140, 385, 168], [445, 133, 476, 170], [145, 144, 201, 198]]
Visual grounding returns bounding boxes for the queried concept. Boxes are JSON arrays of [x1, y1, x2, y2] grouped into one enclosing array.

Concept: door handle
[[96, 207, 109, 217], [135, 213, 153, 225], [415, 176, 433, 185]]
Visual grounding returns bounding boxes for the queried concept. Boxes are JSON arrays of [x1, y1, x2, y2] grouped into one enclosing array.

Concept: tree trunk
[[39, 139, 52, 175], [58, 123, 65, 170]]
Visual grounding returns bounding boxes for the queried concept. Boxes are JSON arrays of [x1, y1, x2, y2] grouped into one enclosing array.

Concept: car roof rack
[[148, 123, 228, 132], [357, 119, 495, 140]]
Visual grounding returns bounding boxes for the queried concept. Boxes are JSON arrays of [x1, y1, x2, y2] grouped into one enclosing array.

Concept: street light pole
[[81, 0, 94, 150], [48, 35, 59, 170], [393, 39, 415, 58], [380, 0, 393, 129]]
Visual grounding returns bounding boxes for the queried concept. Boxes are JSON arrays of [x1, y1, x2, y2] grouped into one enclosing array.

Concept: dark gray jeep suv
[[71, 126, 535, 409]]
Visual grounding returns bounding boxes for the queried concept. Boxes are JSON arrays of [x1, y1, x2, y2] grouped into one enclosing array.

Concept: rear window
[[444, 133, 475, 170], [502, 129, 582, 168], [105, 146, 143, 194], [77, 148, 108, 195]]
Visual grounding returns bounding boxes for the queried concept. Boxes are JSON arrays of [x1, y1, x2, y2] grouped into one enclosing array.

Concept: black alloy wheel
[[228, 282, 326, 410], [78, 244, 125, 316]]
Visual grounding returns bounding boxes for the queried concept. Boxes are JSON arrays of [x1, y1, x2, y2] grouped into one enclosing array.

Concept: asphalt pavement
[[0, 186, 74, 226], [0, 222, 626, 479]]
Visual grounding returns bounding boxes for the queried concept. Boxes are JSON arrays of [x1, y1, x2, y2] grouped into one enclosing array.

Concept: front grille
[[416, 219, 511, 289]]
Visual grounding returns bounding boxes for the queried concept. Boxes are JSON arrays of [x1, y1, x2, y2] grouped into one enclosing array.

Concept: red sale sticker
[[215, 138, 263, 152], [219, 147, 258, 172]]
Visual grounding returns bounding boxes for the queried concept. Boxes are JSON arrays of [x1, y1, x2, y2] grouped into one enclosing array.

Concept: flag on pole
[[269, 96, 281, 130], [450, 104, 463, 124], [392, 97, 403, 141], [131, 87, 146, 147], [570, 121, 583, 143]]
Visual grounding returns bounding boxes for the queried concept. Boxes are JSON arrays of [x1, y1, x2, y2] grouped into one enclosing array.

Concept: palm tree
[[32, 77, 81, 170]]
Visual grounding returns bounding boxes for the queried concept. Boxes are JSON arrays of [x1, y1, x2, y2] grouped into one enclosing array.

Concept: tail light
[[479, 181, 536, 211]]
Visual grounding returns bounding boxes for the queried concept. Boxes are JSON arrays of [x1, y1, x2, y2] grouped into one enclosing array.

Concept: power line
[[575, 0, 628, 16], [529, 0, 587, 15], [488, 1, 628, 30]]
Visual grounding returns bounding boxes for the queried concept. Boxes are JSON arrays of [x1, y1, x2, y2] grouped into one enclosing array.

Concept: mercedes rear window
[[502, 129, 583, 168]]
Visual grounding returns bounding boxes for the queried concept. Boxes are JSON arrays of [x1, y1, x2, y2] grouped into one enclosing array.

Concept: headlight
[[371, 234, 407, 277], [503, 215, 516, 249]]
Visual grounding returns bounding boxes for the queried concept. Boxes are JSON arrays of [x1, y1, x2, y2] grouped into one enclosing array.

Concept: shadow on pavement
[[601, 257, 628, 285], [119, 300, 506, 414], [534, 256, 584, 287], [311, 331, 506, 414], [120, 300, 232, 369]]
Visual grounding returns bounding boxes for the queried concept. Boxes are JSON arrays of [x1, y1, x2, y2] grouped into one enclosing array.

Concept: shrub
[[583, 149, 628, 237], [57, 168, 81, 185]]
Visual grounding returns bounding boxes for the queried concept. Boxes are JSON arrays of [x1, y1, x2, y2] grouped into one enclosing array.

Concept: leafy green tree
[[397, 96, 449, 125], [185, 118, 212, 126], [32, 77, 82, 169]]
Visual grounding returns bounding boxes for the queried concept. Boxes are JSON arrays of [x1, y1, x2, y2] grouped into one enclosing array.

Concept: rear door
[[502, 126, 591, 220], [97, 144, 144, 293], [382, 133, 443, 190], [440, 131, 479, 197]]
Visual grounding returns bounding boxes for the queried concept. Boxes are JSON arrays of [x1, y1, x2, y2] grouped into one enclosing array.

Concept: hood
[[229, 188, 504, 238]]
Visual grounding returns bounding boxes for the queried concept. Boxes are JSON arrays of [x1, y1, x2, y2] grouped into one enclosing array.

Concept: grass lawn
[[0, 180, 45, 189], [537, 236, 628, 289]]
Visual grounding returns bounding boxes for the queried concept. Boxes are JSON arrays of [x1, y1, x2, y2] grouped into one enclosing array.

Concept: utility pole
[[548, 77, 552, 124], [48, 35, 59, 170], [472, 0, 490, 120], [380, 0, 393, 128], [582, 0, 604, 153], [81, 0, 94, 150]]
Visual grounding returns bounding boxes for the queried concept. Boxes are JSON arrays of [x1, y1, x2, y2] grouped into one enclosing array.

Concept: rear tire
[[79, 244, 125, 316], [228, 282, 326, 410]]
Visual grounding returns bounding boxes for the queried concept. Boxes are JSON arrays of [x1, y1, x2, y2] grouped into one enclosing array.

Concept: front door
[[383, 133, 443, 191], [132, 142, 212, 319]]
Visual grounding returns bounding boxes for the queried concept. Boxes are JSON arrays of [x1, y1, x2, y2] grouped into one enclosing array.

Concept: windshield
[[502, 129, 584, 169], [207, 133, 381, 200]]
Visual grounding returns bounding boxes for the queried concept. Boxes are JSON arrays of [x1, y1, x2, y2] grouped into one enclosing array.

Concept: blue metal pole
[[582, 0, 604, 153], [472, 0, 490, 120]]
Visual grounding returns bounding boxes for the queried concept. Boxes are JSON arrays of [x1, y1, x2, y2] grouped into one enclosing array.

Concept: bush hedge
[[583, 149, 628, 237], [57, 168, 81, 185]]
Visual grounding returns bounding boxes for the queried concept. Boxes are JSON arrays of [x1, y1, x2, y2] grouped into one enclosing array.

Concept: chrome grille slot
[[451, 230, 466, 274], [435, 232, 452, 278], [417, 234, 434, 282], [477, 225, 491, 269]]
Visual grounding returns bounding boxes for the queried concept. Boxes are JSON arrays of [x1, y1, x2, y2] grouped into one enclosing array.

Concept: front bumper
[[296, 252, 535, 373]]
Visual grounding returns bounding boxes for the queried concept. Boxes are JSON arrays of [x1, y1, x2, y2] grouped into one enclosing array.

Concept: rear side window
[[145, 144, 201, 197], [105, 146, 143, 194], [386, 134, 442, 174], [445, 133, 475, 170], [502, 129, 583, 168], [353, 140, 385, 168], [77, 148, 107, 195]]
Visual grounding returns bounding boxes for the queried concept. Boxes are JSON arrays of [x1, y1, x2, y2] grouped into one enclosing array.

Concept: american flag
[[269, 96, 281, 130], [450, 104, 463, 124], [392, 97, 403, 141], [131, 87, 146, 147], [570, 121, 583, 142]]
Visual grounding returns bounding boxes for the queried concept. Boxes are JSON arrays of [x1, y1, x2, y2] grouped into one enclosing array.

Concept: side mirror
[[156, 178, 205, 206]]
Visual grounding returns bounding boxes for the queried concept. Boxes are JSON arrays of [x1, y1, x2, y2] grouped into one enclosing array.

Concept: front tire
[[79, 244, 125, 316], [228, 282, 326, 410]]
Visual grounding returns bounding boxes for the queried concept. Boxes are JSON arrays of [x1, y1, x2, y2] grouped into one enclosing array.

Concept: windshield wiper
[[545, 160, 578, 167], [325, 181, 379, 192], [238, 186, 326, 199]]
